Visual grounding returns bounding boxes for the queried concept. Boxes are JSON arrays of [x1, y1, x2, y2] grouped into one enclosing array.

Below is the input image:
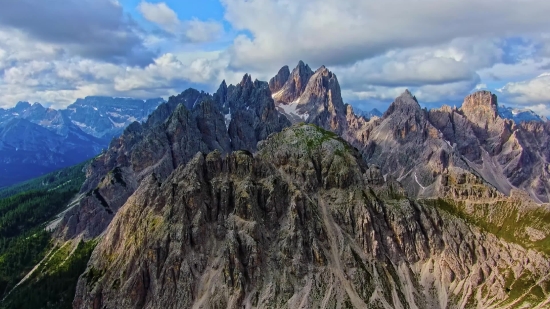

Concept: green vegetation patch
[[422, 198, 550, 256], [0, 161, 89, 307], [1, 239, 97, 309]]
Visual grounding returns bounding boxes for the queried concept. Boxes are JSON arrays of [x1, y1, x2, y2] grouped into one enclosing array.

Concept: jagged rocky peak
[[383, 89, 421, 117], [272, 60, 314, 103], [213, 80, 230, 112], [268, 65, 290, 93], [13, 101, 31, 111], [239, 73, 253, 87], [168, 88, 207, 110], [145, 88, 207, 129], [460, 90, 499, 126], [302, 65, 344, 109]]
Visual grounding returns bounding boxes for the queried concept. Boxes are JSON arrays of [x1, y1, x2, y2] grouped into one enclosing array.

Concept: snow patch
[[107, 112, 122, 118], [225, 108, 231, 129], [108, 117, 126, 128], [279, 102, 308, 120], [414, 172, 426, 190], [71, 120, 91, 130]]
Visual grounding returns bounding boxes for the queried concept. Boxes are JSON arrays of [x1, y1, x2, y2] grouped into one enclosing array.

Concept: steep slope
[[73, 124, 550, 309], [55, 76, 289, 240], [271, 60, 314, 104]]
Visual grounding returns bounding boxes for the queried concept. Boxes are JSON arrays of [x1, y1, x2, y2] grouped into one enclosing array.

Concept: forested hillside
[[0, 161, 95, 309]]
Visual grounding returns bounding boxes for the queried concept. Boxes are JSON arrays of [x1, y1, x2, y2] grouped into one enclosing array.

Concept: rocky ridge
[[270, 62, 550, 203], [55, 75, 289, 240]]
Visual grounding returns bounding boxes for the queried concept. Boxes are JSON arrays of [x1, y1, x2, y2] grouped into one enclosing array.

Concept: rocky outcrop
[[73, 125, 550, 309], [224, 74, 291, 151], [341, 90, 498, 202], [272, 61, 314, 104], [268, 65, 290, 94], [56, 96, 229, 240], [271, 63, 349, 136], [428, 91, 550, 203]]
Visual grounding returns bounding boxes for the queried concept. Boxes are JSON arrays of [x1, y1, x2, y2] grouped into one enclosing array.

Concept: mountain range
[[357, 107, 383, 119], [498, 105, 548, 123], [4, 61, 550, 308], [0, 96, 164, 187]]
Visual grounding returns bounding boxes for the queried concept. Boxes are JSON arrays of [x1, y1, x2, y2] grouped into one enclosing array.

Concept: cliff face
[[73, 125, 550, 309], [429, 91, 550, 203]]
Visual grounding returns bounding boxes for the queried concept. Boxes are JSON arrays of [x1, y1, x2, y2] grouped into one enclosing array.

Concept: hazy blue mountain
[[0, 96, 164, 187], [357, 107, 383, 119], [498, 105, 547, 123], [64, 96, 164, 140], [0, 118, 103, 188]]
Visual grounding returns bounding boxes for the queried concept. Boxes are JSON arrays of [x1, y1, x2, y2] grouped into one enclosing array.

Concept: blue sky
[[1, 0, 550, 115]]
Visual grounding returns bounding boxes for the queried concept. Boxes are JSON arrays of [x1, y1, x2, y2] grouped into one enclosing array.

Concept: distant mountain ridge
[[0, 96, 164, 187], [64, 96, 165, 140], [497, 105, 547, 123], [1, 96, 164, 140], [356, 107, 383, 119]]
